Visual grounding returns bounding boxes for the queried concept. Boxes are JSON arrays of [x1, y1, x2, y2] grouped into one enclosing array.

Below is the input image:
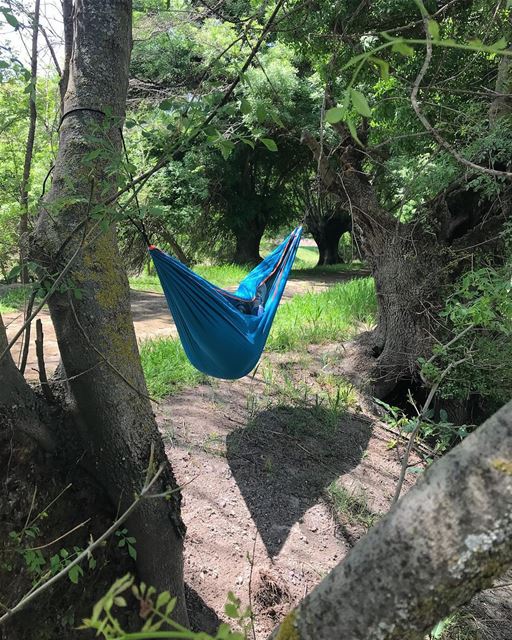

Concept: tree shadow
[[225, 405, 372, 557], [185, 584, 222, 634]]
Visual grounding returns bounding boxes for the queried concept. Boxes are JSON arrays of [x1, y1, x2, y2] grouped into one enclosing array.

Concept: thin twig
[[23, 518, 91, 552], [392, 356, 470, 504], [410, 15, 512, 179]]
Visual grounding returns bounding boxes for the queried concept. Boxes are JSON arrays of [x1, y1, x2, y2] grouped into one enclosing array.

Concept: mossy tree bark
[[269, 399, 512, 640], [31, 0, 188, 624]]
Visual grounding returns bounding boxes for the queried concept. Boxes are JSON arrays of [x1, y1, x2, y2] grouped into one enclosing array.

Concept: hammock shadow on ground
[[225, 405, 372, 558]]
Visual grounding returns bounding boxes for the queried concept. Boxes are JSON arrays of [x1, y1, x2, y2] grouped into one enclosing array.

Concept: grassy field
[[141, 276, 376, 398], [267, 277, 375, 351]]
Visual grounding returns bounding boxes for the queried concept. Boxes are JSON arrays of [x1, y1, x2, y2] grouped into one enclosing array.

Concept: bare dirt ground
[[161, 348, 512, 639], [156, 346, 419, 637]]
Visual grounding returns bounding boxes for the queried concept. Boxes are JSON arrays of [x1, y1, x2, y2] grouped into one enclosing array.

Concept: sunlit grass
[[140, 337, 207, 397], [325, 481, 378, 530], [140, 276, 376, 398], [267, 277, 376, 351], [129, 263, 250, 293]]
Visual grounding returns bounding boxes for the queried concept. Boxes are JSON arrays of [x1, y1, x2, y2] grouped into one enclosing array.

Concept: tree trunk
[[0, 313, 54, 451], [232, 218, 264, 264], [18, 0, 40, 284], [269, 399, 512, 640], [302, 123, 508, 398], [308, 211, 350, 266], [32, 0, 188, 624]]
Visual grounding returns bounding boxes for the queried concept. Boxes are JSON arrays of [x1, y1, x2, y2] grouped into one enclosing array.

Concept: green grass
[[0, 286, 37, 313], [140, 337, 206, 397], [140, 276, 376, 398], [193, 264, 249, 288], [128, 273, 163, 293], [129, 263, 250, 293], [292, 246, 319, 269], [129, 247, 365, 293], [428, 612, 479, 640], [325, 481, 378, 530], [268, 276, 376, 351]]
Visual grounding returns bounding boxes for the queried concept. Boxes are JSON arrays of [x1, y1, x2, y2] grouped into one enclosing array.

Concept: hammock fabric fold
[[149, 226, 302, 379]]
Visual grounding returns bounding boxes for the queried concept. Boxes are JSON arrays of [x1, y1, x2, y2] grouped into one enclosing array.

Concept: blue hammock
[[148, 226, 302, 379]]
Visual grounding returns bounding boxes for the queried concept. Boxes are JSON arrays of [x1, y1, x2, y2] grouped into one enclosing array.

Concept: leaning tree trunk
[[269, 399, 512, 640], [32, 0, 188, 624]]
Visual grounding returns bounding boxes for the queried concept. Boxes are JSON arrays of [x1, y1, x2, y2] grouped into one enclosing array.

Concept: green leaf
[[427, 19, 440, 40], [68, 565, 82, 584], [260, 137, 278, 152], [430, 618, 450, 639], [0, 60, 9, 69], [325, 107, 344, 124], [369, 57, 389, 81], [347, 117, 364, 146], [256, 103, 266, 123], [83, 149, 103, 161], [3, 12, 19, 29], [240, 98, 251, 115], [159, 99, 173, 111], [350, 89, 372, 118], [128, 544, 137, 560], [124, 119, 136, 129], [204, 125, 218, 138], [391, 41, 414, 57], [270, 111, 284, 127], [156, 591, 171, 609], [491, 37, 508, 50], [218, 139, 235, 159], [224, 603, 239, 618], [240, 138, 255, 149]]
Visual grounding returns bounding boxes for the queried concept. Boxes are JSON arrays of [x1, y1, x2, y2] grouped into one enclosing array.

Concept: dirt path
[[3, 270, 365, 379]]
